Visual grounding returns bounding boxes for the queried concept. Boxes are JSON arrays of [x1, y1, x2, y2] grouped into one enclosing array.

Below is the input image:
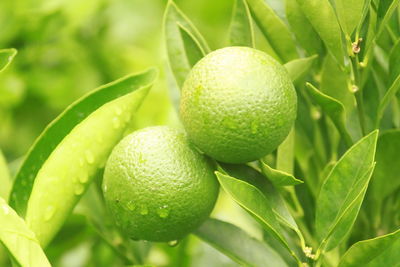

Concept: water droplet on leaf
[[127, 201, 136, 211], [74, 184, 85, 195], [85, 150, 95, 164], [44, 206, 55, 221], [112, 117, 120, 129], [168, 240, 179, 247]]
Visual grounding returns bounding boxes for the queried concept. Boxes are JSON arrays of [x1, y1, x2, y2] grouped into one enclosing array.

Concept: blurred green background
[[0, 0, 262, 266], [0, 0, 235, 162]]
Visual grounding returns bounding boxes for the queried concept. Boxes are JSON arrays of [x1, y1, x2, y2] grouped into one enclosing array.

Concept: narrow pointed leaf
[[218, 163, 299, 232], [338, 228, 400, 267], [0, 197, 51, 267], [285, 0, 323, 56], [9, 69, 157, 217], [0, 48, 17, 73], [195, 218, 287, 267], [229, 0, 255, 47], [164, 0, 209, 88], [260, 160, 303, 186], [295, 0, 344, 65], [215, 171, 298, 261], [306, 83, 353, 146], [370, 130, 400, 202], [316, 130, 378, 250], [284, 55, 318, 84], [376, 73, 400, 127], [335, 0, 365, 36], [246, 0, 298, 62], [323, 164, 375, 251]]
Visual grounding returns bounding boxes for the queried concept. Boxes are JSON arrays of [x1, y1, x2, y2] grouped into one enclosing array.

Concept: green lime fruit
[[102, 126, 219, 242], [180, 46, 297, 163]]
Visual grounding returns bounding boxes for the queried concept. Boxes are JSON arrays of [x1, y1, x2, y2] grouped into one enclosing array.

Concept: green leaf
[[338, 228, 400, 267], [229, 0, 255, 47], [315, 130, 378, 251], [215, 171, 300, 262], [177, 24, 206, 67], [0, 197, 51, 267], [376, 72, 400, 127], [284, 55, 318, 84], [295, 0, 345, 65], [285, 0, 323, 56], [370, 130, 400, 202], [246, 0, 298, 62], [163, 0, 209, 88], [0, 150, 11, 201], [389, 38, 400, 83], [194, 218, 287, 267], [217, 163, 299, 233], [260, 160, 303, 186], [306, 83, 353, 147], [9, 69, 157, 246], [0, 48, 17, 73], [276, 128, 295, 174], [335, 0, 366, 36]]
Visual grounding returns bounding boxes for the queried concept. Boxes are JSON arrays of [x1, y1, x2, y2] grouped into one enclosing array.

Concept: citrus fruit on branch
[[102, 126, 219, 242], [180, 46, 297, 163]]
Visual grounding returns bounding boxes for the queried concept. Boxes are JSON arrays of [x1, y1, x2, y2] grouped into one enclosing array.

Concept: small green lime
[[102, 126, 219, 242], [180, 46, 297, 163]]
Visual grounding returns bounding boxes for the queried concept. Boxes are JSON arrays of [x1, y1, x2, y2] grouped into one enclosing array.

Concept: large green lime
[[180, 46, 297, 163], [102, 126, 219, 242]]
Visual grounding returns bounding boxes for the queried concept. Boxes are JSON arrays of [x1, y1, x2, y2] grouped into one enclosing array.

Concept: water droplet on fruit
[[85, 150, 94, 164], [112, 117, 120, 129], [168, 240, 179, 247], [127, 201, 136, 211], [157, 205, 170, 218], [74, 184, 85, 195], [139, 205, 148, 215], [44, 206, 55, 221]]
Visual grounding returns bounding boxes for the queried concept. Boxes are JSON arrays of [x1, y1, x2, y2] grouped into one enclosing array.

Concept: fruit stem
[[350, 52, 367, 135]]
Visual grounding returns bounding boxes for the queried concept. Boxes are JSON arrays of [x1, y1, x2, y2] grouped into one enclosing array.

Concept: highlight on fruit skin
[[102, 126, 219, 242], [180, 46, 297, 163]]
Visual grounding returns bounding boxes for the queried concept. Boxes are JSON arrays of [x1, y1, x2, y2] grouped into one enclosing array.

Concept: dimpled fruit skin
[[102, 126, 219, 242], [180, 46, 297, 163]]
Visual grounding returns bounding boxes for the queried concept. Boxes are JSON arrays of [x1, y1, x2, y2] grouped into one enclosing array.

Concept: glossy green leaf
[[377, 0, 400, 31], [178, 24, 206, 67], [260, 160, 303, 186], [194, 218, 287, 267], [284, 55, 318, 84], [229, 0, 255, 47], [285, 0, 323, 56], [0, 197, 51, 267], [295, 0, 344, 65], [246, 0, 298, 62], [370, 130, 400, 202], [215, 171, 299, 262], [338, 228, 400, 267], [335, 0, 365, 36], [9, 69, 156, 243], [276, 128, 295, 174], [316, 130, 378, 251], [163, 0, 209, 88], [0, 150, 11, 201], [376, 73, 400, 127], [306, 83, 353, 147], [389, 38, 400, 83], [0, 48, 17, 73], [217, 163, 299, 233]]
